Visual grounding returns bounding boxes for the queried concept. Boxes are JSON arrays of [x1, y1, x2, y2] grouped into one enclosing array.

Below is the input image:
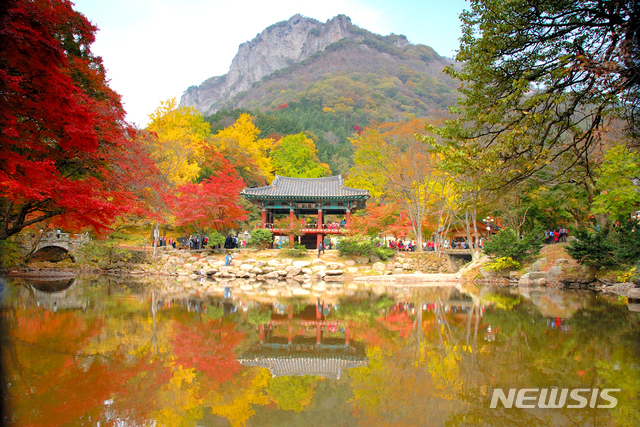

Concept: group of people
[[322, 220, 345, 230], [154, 237, 176, 248], [545, 227, 569, 244], [388, 239, 417, 251], [185, 235, 209, 249], [153, 235, 213, 250]]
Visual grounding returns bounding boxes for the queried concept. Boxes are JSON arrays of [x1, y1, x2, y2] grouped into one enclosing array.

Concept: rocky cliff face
[[180, 14, 355, 114]]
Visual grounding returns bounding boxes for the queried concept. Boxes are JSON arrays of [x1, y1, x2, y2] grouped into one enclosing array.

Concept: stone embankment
[[142, 249, 449, 279], [126, 249, 454, 300], [6, 249, 455, 300], [468, 254, 640, 299]]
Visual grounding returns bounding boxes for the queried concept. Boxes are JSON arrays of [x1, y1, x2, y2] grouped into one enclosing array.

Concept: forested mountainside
[[180, 14, 460, 174]]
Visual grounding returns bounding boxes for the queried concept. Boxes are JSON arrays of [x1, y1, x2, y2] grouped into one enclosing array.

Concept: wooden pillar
[[345, 324, 350, 346], [316, 323, 322, 347], [259, 324, 264, 344], [261, 206, 266, 229], [317, 206, 323, 248], [289, 204, 294, 245], [346, 205, 351, 228]]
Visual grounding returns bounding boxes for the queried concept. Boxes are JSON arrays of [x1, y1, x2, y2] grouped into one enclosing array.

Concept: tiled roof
[[241, 175, 369, 199], [238, 353, 368, 379]]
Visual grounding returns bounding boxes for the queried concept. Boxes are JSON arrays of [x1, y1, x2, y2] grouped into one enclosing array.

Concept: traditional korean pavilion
[[240, 175, 369, 248]]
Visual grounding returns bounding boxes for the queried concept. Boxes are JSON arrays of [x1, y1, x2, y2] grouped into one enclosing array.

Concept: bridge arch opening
[[29, 246, 75, 263]]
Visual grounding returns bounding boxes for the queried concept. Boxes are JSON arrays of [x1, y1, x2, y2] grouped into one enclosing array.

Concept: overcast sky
[[71, 0, 468, 127]]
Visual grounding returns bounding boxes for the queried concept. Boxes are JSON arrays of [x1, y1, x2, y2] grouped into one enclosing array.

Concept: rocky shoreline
[[465, 255, 640, 300], [3, 249, 458, 301], [5, 248, 639, 302]]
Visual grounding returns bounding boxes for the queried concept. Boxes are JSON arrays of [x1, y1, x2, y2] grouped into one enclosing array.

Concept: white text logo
[[490, 388, 620, 409]]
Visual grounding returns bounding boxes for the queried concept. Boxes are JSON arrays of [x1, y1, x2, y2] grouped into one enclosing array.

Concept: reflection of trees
[[206, 368, 271, 427], [444, 292, 640, 427], [266, 375, 322, 412], [3, 277, 639, 427], [349, 298, 484, 426], [1, 306, 142, 426]]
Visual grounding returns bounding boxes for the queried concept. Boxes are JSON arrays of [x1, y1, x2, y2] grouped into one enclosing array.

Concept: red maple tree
[[172, 154, 249, 235], [348, 202, 413, 238], [0, 0, 159, 240]]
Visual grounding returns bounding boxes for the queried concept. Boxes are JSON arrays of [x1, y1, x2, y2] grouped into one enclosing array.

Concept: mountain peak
[[180, 15, 358, 114]]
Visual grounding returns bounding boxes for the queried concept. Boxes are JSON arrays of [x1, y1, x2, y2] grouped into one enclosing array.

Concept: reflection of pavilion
[[238, 307, 368, 379]]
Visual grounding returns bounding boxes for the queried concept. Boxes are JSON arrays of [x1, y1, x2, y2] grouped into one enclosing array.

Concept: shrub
[[483, 228, 543, 262], [207, 231, 225, 248], [485, 257, 521, 272], [338, 235, 395, 261], [283, 243, 308, 258], [250, 228, 273, 250], [566, 227, 617, 268], [567, 219, 640, 268], [617, 267, 637, 283]]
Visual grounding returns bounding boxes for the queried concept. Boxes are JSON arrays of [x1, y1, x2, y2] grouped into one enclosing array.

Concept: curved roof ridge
[[241, 174, 368, 199], [273, 175, 342, 182]]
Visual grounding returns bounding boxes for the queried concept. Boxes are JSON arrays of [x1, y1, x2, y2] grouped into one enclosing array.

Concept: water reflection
[[1, 275, 639, 427]]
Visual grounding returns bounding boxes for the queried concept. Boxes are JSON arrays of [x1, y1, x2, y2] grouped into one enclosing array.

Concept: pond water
[[1, 275, 639, 427]]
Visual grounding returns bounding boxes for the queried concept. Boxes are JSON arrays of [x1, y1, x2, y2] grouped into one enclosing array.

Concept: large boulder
[[551, 263, 595, 285], [325, 269, 343, 276], [372, 262, 386, 271], [285, 266, 302, 276], [264, 271, 279, 280], [293, 260, 311, 268], [628, 288, 640, 301], [518, 273, 531, 286]]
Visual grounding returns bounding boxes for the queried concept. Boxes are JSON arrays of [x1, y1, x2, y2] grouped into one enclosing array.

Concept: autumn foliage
[[0, 0, 159, 239], [172, 154, 248, 234]]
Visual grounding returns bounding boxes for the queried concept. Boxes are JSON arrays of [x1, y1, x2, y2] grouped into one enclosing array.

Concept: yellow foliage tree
[[146, 98, 211, 187], [347, 119, 453, 251], [211, 113, 274, 182]]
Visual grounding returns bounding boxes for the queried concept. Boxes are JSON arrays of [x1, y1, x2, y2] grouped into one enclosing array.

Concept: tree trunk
[[152, 222, 159, 258], [464, 207, 473, 253], [471, 205, 480, 261]]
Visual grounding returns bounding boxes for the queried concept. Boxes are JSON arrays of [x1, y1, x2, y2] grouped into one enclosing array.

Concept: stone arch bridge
[[443, 249, 474, 272], [23, 232, 91, 261]]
